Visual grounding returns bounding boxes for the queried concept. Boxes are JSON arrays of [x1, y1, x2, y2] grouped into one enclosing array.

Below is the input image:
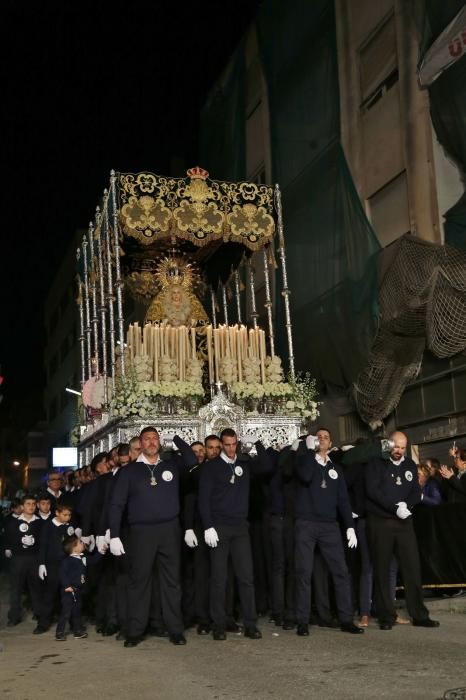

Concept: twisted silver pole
[[103, 189, 116, 386], [95, 206, 108, 405], [262, 247, 275, 357], [248, 260, 258, 330], [234, 270, 242, 324], [221, 284, 229, 326], [76, 249, 86, 387], [110, 170, 125, 377], [88, 221, 100, 378], [82, 234, 92, 379], [210, 287, 218, 329], [274, 184, 295, 378]]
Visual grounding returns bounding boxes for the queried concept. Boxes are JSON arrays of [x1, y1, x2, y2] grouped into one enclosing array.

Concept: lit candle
[[191, 326, 196, 360], [213, 328, 220, 384], [207, 324, 213, 384]]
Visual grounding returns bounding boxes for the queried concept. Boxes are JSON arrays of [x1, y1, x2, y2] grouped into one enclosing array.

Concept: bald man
[[365, 431, 438, 630]]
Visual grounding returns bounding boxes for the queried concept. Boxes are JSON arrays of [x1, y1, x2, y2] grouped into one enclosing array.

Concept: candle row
[[127, 322, 196, 382], [206, 324, 267, 385]]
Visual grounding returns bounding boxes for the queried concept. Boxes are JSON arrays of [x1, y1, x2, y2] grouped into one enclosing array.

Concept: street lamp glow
[[65, 388, 81, 396], [13, 461, 20, 466]]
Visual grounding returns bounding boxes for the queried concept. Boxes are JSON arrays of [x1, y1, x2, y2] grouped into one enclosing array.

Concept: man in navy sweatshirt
[[198, 428, 272, 640], [365, 430, 439, 630], [294, 428, 363, 636], [109, 426, 196, 648]]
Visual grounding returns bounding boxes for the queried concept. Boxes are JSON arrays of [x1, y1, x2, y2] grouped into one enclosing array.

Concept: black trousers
[[295, 519, 353, 624], [264, 514, 295, 621], [8, 555, 41, 624], [56, 590, 82, 635], [367, 514, 429, 624], [127, 520, 183, 638], [209, 521, 257, 630], [312, 549, 334, 621], [38, 562, 60, 628]]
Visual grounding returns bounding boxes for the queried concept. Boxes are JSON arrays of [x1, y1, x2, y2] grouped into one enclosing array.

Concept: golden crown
[[187, 166, 209, 180]]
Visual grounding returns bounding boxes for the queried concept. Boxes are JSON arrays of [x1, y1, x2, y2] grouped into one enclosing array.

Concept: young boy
[[4, 494, 42, 626], [56, 534, 88, 641], [36, 493, 52, 521], [34, 503, 74, 634]]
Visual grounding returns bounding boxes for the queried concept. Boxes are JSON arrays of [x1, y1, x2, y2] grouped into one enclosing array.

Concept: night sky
[[0, 1, 259, 432]]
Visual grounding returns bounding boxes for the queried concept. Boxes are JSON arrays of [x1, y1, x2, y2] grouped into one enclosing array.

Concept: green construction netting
[[418, 0, 466, 251], [256, 0, 381, 388]]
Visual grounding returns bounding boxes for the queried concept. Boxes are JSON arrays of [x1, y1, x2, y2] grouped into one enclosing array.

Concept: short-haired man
[[199, 428, 272, 640], [366, 430, 439, 630], [294, 428, 363, 636], [109, 426, 197, 647], [128, 436, 142, 462], [46, 471, 64, 511]]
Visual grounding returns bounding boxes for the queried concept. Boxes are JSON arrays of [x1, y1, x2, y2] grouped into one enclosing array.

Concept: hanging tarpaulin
[[117, 167, 275, 251], [418, 6, 466, 87]]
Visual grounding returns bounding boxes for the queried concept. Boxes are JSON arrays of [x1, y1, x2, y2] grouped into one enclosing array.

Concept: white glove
[[38, 564, 47, 580], [204, 527, 219, 548], [381, 439, 395, 452], [96, 535, 108, 555], [104, 528, 111, 544], [291, 438, 301, 452], [341, 444, 355, 452], [306, 435, 319, 451], [184, 529, 198, 548], [74, 527, 82, 538], [396, 502, 411, 519], [352, 512, 359, 519], [110, 537, 125, 556], [81, 535, 96, 552], [346, 528, 357, 548], [5, 549, 12, 559], [21, 534, 35, 547]]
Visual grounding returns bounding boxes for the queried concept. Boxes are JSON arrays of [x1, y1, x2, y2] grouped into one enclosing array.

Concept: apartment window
[[360, 14, 398, 112], [368, 171, 410, 246]]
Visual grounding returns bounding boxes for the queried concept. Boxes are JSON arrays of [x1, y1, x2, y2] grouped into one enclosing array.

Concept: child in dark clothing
[[56, 534, 88, 641]]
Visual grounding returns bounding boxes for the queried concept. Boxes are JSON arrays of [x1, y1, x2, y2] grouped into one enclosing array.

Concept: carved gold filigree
[[124, 271, 159, 304], [117, 169, 276, 251]]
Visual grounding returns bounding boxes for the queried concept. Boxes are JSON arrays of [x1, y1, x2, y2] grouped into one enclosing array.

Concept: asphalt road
[[1, 610, 465, 700]]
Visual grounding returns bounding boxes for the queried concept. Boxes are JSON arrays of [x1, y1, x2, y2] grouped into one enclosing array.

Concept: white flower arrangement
[[265, 355, 285, 383], [286, 371, 321, 420], [111, 374, 205, 417], [263, 381, 294, 397], [231, 382, 265, 399]]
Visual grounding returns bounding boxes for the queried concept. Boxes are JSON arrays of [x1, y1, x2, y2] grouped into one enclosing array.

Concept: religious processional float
[[75, 167, 319, 464]]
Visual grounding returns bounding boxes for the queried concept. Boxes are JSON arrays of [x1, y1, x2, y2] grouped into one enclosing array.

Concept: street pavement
[[1, 604, 465, 700]]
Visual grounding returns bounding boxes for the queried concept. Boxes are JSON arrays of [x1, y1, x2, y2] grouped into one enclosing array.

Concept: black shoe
[[340, 622, 364, 635], [170, 633, 187, 645], [55, 633, 66, 641], [379, 623, 393, 630], [124, 636, 143, 648], [147, 626, 169, 638], [33, 625, 48, 635], [116, 632, 125, 641], [270, 614, 283, 626], [102, 624, 119, 637], [297, 624, 309, 636], [318, 618, 340, 629], [412, 618, 440, 628], [197, 623, 210, 635], [244, 627, 262, 639], [213, 629, 226, 641], [226, 621, 241, 633], [95, 625, 105, 634], [73, 630, 88, 639], [282, 620, 295, 630]]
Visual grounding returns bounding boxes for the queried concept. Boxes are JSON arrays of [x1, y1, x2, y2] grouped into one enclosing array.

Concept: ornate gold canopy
[[117, 167, 275, 252]]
